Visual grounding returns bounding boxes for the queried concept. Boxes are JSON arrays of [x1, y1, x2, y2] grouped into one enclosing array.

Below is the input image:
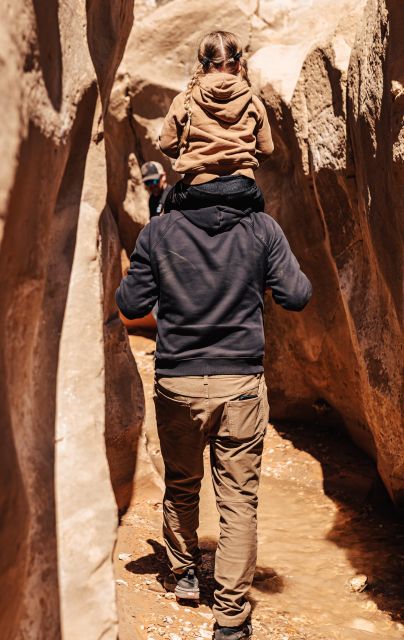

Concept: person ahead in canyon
[[116, 31, 312, 640], [159, 30, 274, 214], [141, 160, 172, 218]]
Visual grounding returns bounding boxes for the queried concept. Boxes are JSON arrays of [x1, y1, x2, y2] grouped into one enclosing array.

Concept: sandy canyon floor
[[114, 333, 404, 640]]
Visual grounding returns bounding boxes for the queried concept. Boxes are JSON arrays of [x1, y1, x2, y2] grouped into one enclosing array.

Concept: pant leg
[[154, 378, 207, 573], [209, 374, 269, 627]]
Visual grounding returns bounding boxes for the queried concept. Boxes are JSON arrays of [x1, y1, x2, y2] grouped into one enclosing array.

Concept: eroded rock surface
[[107, 0, 403, 508], [0, 2, 139, 639], [258, 0, 404, 509]]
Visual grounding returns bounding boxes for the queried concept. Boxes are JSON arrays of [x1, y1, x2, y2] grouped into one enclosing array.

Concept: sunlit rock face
[[108, 0, 403, 509], [0, 2, 140, 639], [257, 0, 403, 510]]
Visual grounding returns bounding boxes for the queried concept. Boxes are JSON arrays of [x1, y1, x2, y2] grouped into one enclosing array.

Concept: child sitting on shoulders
[[159, 30, 274, 213]]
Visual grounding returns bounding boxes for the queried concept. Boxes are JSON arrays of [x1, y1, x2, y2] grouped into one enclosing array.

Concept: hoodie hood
[[181, 205, 249, 233], [193, 73, 252, 123], [165, 175, 265, 233]]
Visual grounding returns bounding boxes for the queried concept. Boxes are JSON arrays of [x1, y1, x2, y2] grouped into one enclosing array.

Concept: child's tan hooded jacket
[[159, 73, 273, 184]]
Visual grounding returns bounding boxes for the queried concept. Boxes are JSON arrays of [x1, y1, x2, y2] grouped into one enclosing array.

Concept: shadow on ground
[[272, 420, 404, 623], [125, 538, 284, 609]]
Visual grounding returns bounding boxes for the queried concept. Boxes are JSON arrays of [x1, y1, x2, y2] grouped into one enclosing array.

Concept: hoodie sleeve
[[159, 93, 187, 159], [265, 218, 312, 311], [254, 98, 274, 156], [115, 223, 158, 319]]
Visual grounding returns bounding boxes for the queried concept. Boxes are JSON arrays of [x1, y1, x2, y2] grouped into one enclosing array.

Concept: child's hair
[[179, 31, 250, 152]]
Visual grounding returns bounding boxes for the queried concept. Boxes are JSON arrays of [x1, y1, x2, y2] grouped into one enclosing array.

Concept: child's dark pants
[[164, 175, 265, 214]]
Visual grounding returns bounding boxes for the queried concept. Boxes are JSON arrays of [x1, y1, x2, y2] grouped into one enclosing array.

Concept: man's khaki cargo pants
[[154, 372, 269, 627]]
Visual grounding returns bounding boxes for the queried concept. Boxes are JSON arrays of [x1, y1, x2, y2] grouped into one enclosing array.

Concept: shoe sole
[[214, 625, 252, 640], [214, 636, 251, 640], [174, 585, 200, 600], [214, 633, 252, 640]]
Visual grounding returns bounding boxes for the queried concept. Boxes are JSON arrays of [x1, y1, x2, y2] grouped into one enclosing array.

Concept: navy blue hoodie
[[116, 200, 312, 376]]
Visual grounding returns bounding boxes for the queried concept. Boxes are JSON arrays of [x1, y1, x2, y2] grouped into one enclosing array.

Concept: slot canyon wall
[[0, 2, 142, 639], [0, 0, 403, 638], [106, 0, 403, 507]]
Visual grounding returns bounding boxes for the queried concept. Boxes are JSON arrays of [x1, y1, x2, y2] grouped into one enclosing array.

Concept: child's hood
[[193, 73, 252, 123]]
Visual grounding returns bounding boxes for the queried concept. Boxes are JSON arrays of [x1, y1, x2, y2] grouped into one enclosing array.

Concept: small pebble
[[115, 579, 128, 587], [351, 618, 376, 633], [118, 552, 132, 561], [348, 574, 368, 593], [163, 616, 174, 624]]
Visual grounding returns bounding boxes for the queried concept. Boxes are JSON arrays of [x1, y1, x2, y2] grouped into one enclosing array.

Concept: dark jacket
[[116, 198, 312, 376]]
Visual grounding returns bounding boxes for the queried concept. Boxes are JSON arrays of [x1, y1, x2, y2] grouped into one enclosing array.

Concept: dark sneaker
[[163, 568, 200, 600], [213, 621, 253, 640]]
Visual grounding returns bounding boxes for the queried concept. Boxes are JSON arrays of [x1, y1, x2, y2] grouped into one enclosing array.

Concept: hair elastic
[[228, 51, 242, 63]]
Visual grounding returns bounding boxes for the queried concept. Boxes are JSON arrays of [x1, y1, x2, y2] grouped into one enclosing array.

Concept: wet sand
[[115, 333, 404, 640]]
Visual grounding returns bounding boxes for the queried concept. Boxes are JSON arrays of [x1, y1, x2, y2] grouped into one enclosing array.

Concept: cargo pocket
[[226, 394, 264, 441], [154, 385, 191, 427]]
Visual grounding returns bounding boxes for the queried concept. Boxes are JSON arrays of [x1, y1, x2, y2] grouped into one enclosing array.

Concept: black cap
[[141, 161, 165, 182]]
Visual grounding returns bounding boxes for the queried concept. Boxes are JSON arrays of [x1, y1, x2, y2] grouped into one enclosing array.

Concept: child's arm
[[254, 98, 274, 157], [159, 93, 187, 159]]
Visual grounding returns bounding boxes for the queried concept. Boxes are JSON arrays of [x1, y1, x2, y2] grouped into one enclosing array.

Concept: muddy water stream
[[115, 333, 404, 640]]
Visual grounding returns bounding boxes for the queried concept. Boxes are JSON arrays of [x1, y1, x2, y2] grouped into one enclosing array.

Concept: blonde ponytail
[[178, 63, 203, 155]]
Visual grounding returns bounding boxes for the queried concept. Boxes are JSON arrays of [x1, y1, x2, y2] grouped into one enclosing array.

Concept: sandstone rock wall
[[0, 2, 140, 639], [256, 0, 403, 508], [109, 0, 403, 508]]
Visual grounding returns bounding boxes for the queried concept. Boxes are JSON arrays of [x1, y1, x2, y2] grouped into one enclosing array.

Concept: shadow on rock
[[272, 420, 404, 623]]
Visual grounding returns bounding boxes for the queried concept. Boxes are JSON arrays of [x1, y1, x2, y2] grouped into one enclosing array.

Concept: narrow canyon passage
[[114, 332, 404, 640]]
